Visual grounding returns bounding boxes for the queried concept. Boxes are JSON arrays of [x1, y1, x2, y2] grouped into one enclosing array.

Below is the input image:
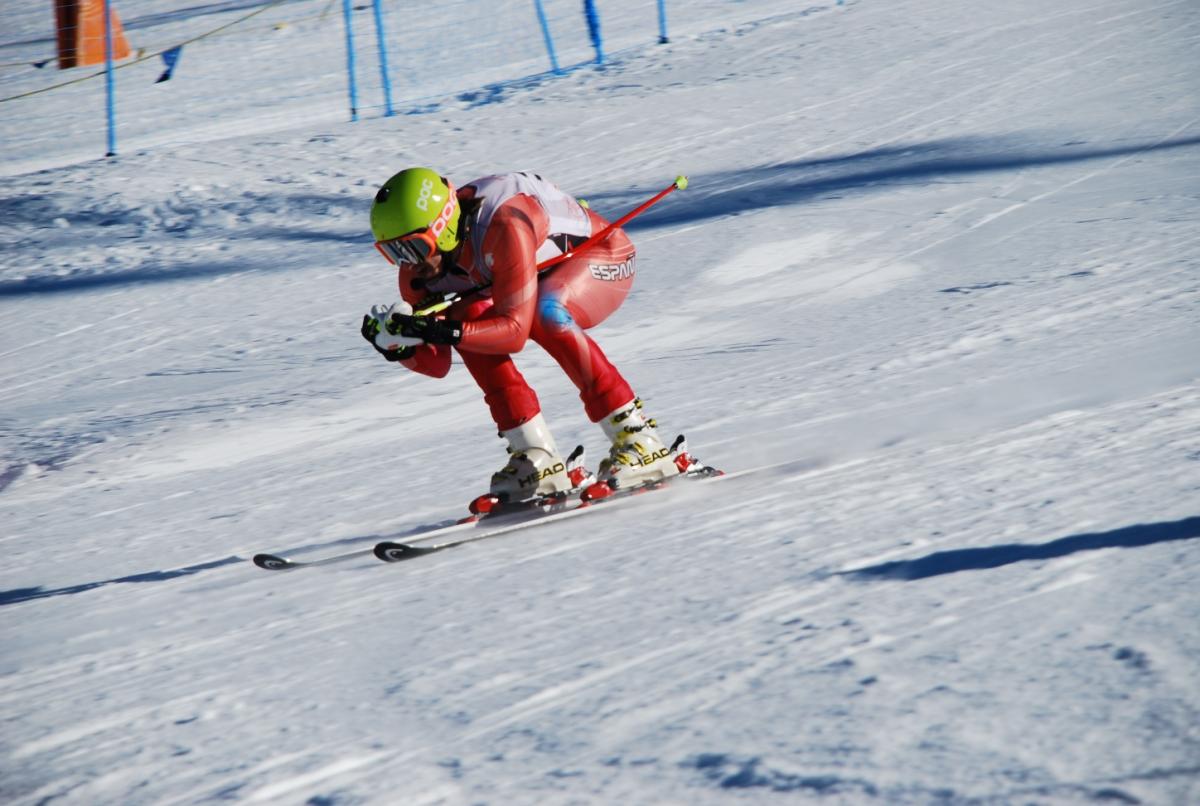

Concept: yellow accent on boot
[[597, 399, 679, 487], [489, 411, 572, 500], [490, 448, 571, 499]]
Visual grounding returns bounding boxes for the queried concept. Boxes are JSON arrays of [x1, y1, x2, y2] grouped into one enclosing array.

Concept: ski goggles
[[375, 228, 439, 266]]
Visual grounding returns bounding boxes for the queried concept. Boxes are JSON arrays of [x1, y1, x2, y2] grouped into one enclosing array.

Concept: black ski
[[252, 497, 581, 570], [252, 518, 480, 570], [253, 449, 818, 571], [253, 547, 379, 570], [373, 464, 724, 563]]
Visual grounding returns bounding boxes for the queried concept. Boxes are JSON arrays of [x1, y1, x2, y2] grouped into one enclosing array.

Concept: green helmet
[[369, 167, 461, 252]]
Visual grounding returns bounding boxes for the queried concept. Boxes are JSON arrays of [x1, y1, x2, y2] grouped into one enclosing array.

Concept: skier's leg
[[528, 298, 635, 423], [456, 347, 572, 498], [531, 214, 679, 486], [457, 348, 540, 432], [529, 210, 637, 421]]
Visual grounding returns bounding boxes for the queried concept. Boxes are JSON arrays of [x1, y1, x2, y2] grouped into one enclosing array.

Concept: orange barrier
[[55, 0, 132, 69]]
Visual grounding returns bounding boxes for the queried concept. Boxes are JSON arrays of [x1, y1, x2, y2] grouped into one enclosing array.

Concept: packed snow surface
[[2, 0, 1199, 803]]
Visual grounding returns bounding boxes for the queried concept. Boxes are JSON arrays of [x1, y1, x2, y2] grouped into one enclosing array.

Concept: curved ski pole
[[414, 175, 688, 316]]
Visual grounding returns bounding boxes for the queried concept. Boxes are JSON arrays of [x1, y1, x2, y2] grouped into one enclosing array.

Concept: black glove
[[387, 313, 463, 346], [361, 315, 414, 362]]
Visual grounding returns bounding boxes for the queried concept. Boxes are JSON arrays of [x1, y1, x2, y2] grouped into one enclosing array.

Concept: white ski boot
[[595, 398, 681, 489], [489, 412, 573, 501], [471, 413, 597, 517]]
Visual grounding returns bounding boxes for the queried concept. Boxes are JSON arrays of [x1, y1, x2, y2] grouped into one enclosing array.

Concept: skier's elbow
[[401, 344, 452, 377], [424, 361, 452, 379], [401, 358, 445, 379]]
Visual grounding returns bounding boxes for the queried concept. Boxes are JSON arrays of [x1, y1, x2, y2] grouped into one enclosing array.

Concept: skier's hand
[[361, 315, 414, 361], [361, 301, 421, 361], [386, 312, 463, 346]]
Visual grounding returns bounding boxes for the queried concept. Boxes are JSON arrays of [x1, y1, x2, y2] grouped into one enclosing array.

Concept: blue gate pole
[[656, 0, 669, 44], [103, 0, 117, 156], [584, 0, 605, 64], [532, 0, 562, 74], [341, 0, 360, 121], [371, 0, 394, 116]]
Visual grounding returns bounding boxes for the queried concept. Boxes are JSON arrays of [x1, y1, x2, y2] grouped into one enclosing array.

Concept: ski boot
[[469, 413, 594, 517], [578, 399, 682, 501]]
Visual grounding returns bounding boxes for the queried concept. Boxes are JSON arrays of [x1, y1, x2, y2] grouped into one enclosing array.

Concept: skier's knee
[[537, 296, 575, 332]]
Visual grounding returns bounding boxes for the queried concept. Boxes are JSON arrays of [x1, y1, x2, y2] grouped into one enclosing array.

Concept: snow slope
[[2, 1, 1199, 803]]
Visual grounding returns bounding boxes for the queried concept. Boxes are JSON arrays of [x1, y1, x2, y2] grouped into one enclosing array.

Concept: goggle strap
[[376, 238, 428, 265]]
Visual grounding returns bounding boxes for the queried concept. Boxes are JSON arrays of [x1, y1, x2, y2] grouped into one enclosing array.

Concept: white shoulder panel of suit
[[466, 172, 594, 278]]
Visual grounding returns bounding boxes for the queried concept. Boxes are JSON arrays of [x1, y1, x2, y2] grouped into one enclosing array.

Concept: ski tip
[[252, 553, 294, 570], [374, 541, 439, 562]]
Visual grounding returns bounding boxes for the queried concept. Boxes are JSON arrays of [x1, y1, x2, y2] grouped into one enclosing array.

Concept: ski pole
[[415, 175, 688, 315], [538, 174, 689, 272]]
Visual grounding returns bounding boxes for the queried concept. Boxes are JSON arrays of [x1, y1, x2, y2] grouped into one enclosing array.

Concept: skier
[[361, 168, 681, 504]]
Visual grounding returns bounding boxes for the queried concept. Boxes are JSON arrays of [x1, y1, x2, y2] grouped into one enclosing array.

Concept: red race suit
[[394, 172, 638, 431]]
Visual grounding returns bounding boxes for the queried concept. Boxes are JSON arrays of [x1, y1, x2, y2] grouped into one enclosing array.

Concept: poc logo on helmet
[[414, 176, 456, 240], [429, 195, 457, 239], [415, 178, 436, 211]]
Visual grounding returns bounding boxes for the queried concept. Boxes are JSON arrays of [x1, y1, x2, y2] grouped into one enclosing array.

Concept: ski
[[253, 546, 380, 570], [252, 518, 482, 570], [253, 444, 818, 571], [374, 463, 724, 563], [251, 488, 594, 570], [252, 445, 596, 571]]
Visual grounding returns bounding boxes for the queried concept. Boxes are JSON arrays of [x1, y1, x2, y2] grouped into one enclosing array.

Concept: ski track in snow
[[2, 0, 1200, 803]]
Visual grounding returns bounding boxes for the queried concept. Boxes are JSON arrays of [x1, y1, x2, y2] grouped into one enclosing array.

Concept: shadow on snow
[[0, 187, 367, 298], [603, 133, 1200, 231], [4, 132, 1197, 297], [845, 516, 1200, 581], [0, 261, 274, 297], [0, 231, 367, 297], [0, 555, 244, 607]]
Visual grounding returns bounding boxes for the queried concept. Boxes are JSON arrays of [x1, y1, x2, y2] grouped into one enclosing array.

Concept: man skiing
[[361, 168, 682, 505]]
